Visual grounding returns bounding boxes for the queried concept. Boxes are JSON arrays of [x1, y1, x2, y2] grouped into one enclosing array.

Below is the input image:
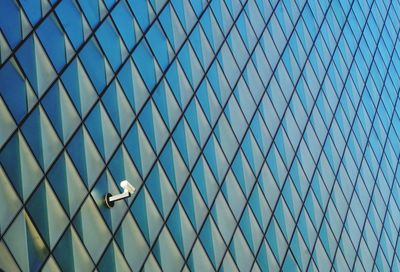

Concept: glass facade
[[1, 0, 400, 271]]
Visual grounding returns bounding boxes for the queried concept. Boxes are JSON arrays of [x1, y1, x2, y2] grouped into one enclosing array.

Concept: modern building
[[1, 0, 400, 271]]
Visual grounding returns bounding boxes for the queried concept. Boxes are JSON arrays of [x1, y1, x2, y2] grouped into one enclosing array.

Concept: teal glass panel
[[1, 1, 400, 271]]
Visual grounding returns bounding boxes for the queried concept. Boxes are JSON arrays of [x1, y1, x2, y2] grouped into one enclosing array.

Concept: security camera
[[105, 180, 136, 208], [120, 180, 135, 194]]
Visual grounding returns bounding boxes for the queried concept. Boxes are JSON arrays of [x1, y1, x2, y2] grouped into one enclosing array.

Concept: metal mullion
[[225, 0, 366, 265], [256, 0, 384, 268], [369, 99, 400, 268], [99, 1, 268, 270], [323, 1, 400, 270], [18, 0, 196, 269]]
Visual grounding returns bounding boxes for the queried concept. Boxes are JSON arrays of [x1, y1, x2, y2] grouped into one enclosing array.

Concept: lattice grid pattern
[[1, 0, 400, 271]]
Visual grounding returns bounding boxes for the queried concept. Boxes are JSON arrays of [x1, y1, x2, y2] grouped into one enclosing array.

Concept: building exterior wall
[[1, 0, 400, 271]]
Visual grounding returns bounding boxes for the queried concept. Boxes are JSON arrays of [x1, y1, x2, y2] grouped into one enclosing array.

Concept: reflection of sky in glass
[[1, 0, 400, 271]]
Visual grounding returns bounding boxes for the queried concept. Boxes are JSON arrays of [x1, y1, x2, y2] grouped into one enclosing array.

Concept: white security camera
[[105, 180, 136, 208], [120, 180, 135, 194]]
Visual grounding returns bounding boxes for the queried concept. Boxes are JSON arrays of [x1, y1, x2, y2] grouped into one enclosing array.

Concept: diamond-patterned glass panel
[[2, 0, 400, 271]]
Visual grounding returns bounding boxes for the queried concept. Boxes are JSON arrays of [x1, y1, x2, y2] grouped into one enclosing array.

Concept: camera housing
[[120, 180, 135, 194], [105, 180, 136, 208]]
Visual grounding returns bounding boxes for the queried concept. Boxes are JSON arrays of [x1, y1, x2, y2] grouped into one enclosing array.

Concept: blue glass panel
[[96, 18, 128, 71], [56, 0, 90, 49], [37, 14, 73, 72], [79, 38, 112, 93], [16, 35, 56, 97], [78, 0, 106, 28], [0, 59, 36, 122], [0, 0, 30, 48]]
